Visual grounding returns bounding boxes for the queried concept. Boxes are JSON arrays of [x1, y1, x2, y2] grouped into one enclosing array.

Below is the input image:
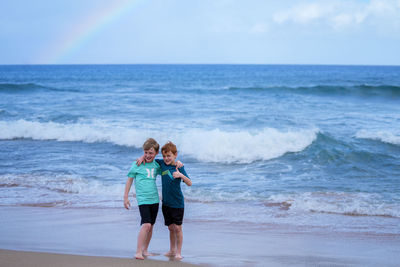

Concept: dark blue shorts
[[138, 203, 159, 225], [162, 205, 184, 226]]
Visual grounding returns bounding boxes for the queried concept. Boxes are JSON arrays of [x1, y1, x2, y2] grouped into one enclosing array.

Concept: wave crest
[[356, 130, 400, 145], [178, 128, 318, 163], [229, 84, 400, 98], [0, 83, 81, 93], [0, 83, 50, 92], [0, 119, 318, 163]]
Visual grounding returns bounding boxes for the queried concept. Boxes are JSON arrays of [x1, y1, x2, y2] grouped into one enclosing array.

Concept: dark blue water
[[1, 65, 399, 233]]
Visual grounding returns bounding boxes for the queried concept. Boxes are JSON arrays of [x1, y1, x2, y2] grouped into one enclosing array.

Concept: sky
[[0, 0, 400, 65]]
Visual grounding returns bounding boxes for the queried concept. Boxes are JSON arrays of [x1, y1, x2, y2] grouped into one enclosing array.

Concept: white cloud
[[367, 0, 394, 13], [330, 11, 367, 30], [272, 0, 400, 30], [273, 3, 335, 24]]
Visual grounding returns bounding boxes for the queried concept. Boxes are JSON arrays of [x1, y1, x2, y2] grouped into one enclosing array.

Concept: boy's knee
[[168, 224, 177, 232], [175, 225, 182, 233], [142, 223, 152, 232], [168, 224, 182, 233]]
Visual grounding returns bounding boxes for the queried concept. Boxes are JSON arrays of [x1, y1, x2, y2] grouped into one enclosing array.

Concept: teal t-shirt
[[127, 161, 161, 205]]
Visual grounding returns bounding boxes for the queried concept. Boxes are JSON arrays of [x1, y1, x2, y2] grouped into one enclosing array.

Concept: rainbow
[[38, 0, 143, 64]]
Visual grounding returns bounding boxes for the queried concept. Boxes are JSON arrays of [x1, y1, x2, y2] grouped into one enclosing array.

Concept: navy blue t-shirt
[[155, 159, 190, 208]]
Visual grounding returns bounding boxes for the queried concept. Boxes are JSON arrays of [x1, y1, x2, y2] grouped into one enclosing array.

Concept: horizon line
[[1, 63, 400, 67]]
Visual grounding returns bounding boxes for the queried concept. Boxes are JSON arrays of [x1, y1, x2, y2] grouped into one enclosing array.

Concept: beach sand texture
[[0, 249, 199, 267]]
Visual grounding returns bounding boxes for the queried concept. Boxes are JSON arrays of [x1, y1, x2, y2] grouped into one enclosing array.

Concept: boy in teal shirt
[[123, 138, 161, 260]]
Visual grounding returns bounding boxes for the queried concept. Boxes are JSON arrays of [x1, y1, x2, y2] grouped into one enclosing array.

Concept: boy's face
[[144, 148, 157, 163], [162, 151, 177, 165]]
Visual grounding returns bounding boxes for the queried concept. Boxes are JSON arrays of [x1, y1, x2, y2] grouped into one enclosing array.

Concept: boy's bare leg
[[143, 225, 156, 256], [174, 224, 183, 260], [165, 224, 177, 256], [135, 223, 151, 260]]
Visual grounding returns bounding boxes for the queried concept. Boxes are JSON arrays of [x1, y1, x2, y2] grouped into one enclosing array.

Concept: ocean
[[1, 64, 399, 239]]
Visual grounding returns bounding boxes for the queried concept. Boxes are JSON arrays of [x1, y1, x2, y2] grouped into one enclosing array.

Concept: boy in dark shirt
[[157, 142, 192, 260]]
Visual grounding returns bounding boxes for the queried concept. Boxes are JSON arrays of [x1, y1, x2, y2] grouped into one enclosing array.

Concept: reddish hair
[[161, 141, 177, 154]]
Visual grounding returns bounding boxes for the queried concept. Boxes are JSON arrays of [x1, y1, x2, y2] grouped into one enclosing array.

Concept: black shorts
[[138, 203, 159, 225], [162, 205, 184, 226]]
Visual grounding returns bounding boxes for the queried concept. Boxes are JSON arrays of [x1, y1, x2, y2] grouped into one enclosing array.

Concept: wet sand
[[1, 206, 399, 266], [0, 249, 199, 267]]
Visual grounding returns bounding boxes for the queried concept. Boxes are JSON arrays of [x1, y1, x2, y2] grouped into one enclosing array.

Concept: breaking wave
[[0, 119, 318, 163], [356, 130, 400, 145]]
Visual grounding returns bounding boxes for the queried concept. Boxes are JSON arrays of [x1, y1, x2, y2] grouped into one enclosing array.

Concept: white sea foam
[[0, 173, 124, 196], [185, 189, 400, 218], [355, 129, 400, 145], [268, 192, 400, 218], [2, 173, 399, 218], [0, 119, 318, 163], [184, 186, 259, 203], [0, 173, 125, 207], [176, 128, 318, 163], [0, 119, 147, 148]]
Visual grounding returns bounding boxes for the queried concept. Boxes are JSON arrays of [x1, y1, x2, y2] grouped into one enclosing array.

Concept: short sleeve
[[178, 166, 190, 181], [127, 162, 138, 178]]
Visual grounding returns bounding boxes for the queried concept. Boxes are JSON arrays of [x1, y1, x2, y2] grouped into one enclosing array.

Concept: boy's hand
[[173, 168, 183, 179], [175, 160, 184, 168], [124, 197, 131, 209], [136, 155, 145, 166]]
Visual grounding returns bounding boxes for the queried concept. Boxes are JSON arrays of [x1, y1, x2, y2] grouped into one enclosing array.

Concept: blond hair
[[143, 138, 159, 153]]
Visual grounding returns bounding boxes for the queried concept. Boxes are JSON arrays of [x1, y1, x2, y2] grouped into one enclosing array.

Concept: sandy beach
[[1, 206, 400, 267], [0, 249, 199, 267]]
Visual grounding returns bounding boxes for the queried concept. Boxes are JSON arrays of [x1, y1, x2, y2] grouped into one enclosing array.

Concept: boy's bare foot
[[134, 253, 144, 260], [165, 251, 176, 257], [175, 254, 183, 260]]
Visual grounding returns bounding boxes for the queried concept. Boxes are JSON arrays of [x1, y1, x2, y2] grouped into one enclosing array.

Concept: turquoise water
[[1, 64, 399, 233]]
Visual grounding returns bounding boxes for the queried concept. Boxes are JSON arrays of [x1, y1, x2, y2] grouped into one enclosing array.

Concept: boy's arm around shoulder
[[136, 155, 145, 166]]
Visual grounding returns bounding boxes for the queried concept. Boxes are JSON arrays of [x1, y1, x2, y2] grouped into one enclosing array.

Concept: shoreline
[[0, 249, 200, 267], [1, 206, 400, 266]]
